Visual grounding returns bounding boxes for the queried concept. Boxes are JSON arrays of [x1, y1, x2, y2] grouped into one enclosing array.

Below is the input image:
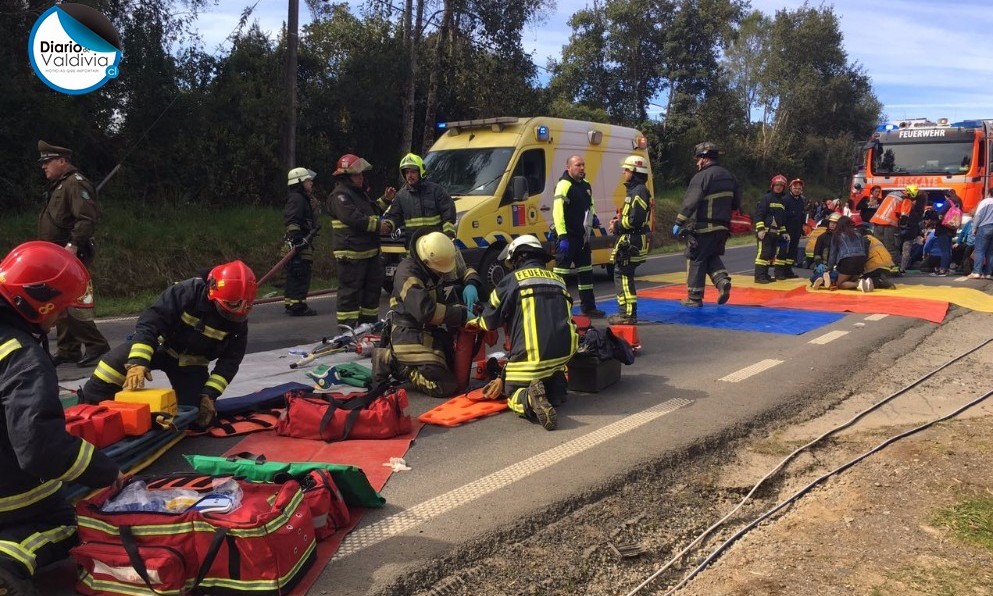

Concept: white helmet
[[288, 167, 316, 186], [416, 232, 458, 274], [497, 235, 546, 263], [621, 155, 649, 174]]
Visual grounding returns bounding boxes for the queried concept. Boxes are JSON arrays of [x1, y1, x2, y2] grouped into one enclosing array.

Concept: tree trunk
[[421, 0, 452, 154], [399, 0, 418, 154]]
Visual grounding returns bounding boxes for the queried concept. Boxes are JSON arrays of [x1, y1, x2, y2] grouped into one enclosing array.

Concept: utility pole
[[284, 0, 299, 171]]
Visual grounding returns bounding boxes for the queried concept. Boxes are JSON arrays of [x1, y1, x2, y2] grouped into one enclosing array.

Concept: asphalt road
[[56, 243, 952, 595]]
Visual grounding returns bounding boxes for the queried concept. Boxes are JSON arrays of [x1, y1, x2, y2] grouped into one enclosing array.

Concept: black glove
[[289, 234, 308, 250]]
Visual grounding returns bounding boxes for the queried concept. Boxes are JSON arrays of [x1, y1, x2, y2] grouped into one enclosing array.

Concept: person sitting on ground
[[466, 235, 578, 431], [899, 191, 927, 275], [809, 213, 839, 289], [825, 216, 869, 291], [951, 214, 974, 275], [79, 261, 257, 428]]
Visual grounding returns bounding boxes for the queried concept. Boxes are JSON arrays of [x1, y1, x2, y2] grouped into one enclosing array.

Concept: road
[[57, 243, 948, 594]]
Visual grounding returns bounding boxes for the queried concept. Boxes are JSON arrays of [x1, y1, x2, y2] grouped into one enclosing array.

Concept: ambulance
[[381, 116, 654, 292]]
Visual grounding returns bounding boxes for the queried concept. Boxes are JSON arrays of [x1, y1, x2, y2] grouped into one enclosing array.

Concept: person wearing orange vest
[[870, 189, 911, 268]]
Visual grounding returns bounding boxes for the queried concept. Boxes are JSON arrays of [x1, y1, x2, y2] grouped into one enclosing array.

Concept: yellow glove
[[197, 394, 216, 427], [123, 364, 152, 391], [479, 378, 504, 401]]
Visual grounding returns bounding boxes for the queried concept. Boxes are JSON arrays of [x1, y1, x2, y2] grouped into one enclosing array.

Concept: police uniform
[[329, 180, 389, 327], [675, 160, 741, 303], [283, 183, 319, 314], [473, 259, 577, 417], [36, 141, 110, 364], [552, 170, 598, 313], [0, 306, 118, 584], [382, 178, 456, 246], [753, 188, 786, 282], [80, 278, 248, 407], [381, 236, 479, 398], [612, 176, 651, 321]]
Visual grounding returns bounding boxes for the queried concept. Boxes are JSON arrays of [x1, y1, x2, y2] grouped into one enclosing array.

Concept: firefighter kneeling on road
[[79, 261, 257, 428], [466, 235, 577, 430], [1, 241, 123, 596], [371, 230, 481, 398]]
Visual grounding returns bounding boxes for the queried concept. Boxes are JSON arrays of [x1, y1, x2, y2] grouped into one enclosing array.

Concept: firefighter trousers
[[81, 342, 209, 407], [686, 231, 731, 302], [283, 255, 313, 310], [506, 370, 568, 417], [553, 234, 595, 311], [0, 496, 76, 579], [754, 231, 779, 267], [55, 313, 110, 361], [336, 256, 383, 328]]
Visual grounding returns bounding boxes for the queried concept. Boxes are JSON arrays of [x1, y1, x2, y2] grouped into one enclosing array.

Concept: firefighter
[[553, 154, 604, 317], [329, 154, 394, 328], [782, 178, 807, 278], [673, 142, 741, 306], [754, 175, 788, 283], [283, 167, 319, 316], [467, 235, 577, 430], [607, 155, 652, 325], [79, 261, 256, 428], [372, 230, 481, 398], [381, 153, 455, 245], [0, 241, 122, 595]]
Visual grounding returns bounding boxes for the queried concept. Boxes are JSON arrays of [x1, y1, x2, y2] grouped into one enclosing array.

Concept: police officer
[[283, 167, 319, 316], [1, 241, 122, 595], [467, 235, 577, 430], [80, 261, 257, 428], [608, 155, 652, 325], [753, 174, 787, 283], [372, 230, 481, 398], [36, 140, 111, 367], [672, 142, 741, 306], [553, 154, 604, 317], [781, 178, 807, 278], [329, 154, 394, 328], [381, 153, 454, 245]]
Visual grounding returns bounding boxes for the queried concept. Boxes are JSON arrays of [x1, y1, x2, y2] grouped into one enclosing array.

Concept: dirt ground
[[380, 306, 993, 596]]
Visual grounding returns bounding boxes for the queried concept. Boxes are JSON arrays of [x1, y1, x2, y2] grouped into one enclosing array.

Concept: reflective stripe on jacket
[[676, 163, 741, 233], [330, 181, 387, 260], [383, 179, 456, 242]]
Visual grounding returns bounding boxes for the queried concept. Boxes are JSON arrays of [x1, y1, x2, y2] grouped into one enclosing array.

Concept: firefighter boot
[[371, 348, 394, 387], [716, 278, 732, 305], [0, 565, 39, 596], [774, 265, 788, 280], [754, 265, 772, 284], [526, 379, 557, 431], [784, 265, 799, 279]]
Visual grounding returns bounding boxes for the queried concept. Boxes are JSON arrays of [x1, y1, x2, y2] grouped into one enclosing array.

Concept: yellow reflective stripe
[[504, 358, 571, 383], [200, 324, 228, 341], [20, 525, 76, 571], [442, 221, 457, 235], [366, 216, 379, 233], [398, 277, 423, 302], [57, 440, 94, 482], [78, 575, 186, 596], [521, 292, 538, 362], [204, 373, 228, 394], [0, 337, 22, 361], [0, 480, 61, 513], [360, 306, 379, 316], [332, 248, 379, 260], [391, 344, 446, 366], [0, 539, 36, 574], [180, 311, 201, 330], [94, 361, 125, 385], [331, 220, 348, 229], [128, 342, 154, 362], [336, 310, 359, 321], [429, 303, 447, 325], [553, 180, 569, 235], [406, 215, 443, 227]]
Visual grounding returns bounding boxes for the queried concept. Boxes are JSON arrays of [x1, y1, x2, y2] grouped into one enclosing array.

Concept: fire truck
[[849, 118, 992, 211]]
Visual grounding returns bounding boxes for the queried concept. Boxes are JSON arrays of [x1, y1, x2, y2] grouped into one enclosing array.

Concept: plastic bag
[[101, 481, 200, 513]]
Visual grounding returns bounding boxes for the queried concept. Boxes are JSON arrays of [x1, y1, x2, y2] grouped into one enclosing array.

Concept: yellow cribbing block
[[115, 388, 178, 416]]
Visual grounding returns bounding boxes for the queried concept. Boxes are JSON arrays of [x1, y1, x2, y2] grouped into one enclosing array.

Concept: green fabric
[[184, 454, 385, 508], [335, 362, 373, 388]]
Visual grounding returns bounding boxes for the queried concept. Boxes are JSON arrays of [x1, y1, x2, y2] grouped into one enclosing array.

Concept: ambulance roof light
[[534, 125, 550, 142], [437, 117, 519, 137], [587, 130, 603, 145]]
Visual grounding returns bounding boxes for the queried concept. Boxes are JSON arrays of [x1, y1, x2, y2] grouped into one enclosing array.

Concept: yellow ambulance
[[381, 116, 654, 291]]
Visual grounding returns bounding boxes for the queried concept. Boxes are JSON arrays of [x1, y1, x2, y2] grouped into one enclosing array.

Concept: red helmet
[[790, 178, 805, 188], [770, 175, 788, 188], [333, 154, 372, 176], [206, 260, 257, 322], [0, 241, 92, 324]]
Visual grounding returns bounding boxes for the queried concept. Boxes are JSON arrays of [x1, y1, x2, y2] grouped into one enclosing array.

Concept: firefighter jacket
[[1, 307, 118, 525], [283, 186, 318, 261], [330, 181, 389, 260], [784, 192, 807, 235], [37, 166, 99, 263], [864, 234, 895, 274], [389, 247, 480, 367], [811, 228, 833, 264], [617, 179, 651, 263], [553, 171, 596, 239], [383, 179, 456, 243], [126, 278, 248, 400], [675, 163, 741, 234], [472, 259, 578, 385], [754, 190, 786, 233]]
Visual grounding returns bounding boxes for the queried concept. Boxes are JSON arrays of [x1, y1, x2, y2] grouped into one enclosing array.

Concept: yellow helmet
[[904, 184, 920, 197], [416, 232, 457, 274], [621, 155, 649, 174], [399, 153, 426, 177]]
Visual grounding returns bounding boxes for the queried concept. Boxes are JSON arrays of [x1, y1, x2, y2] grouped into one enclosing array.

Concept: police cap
[[38, 140, 72, 163]]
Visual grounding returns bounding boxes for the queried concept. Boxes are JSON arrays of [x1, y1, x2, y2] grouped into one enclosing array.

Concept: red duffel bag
[[276, 385, 412, 442]]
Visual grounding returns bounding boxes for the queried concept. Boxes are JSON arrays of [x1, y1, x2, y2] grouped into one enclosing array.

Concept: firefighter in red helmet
[[79, 260, 257, 428], [0, 241, 122, 594], [754, 174, 788, 283]]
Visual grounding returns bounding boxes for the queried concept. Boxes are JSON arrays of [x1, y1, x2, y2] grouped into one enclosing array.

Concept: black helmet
[[694, 142, 720, 159]]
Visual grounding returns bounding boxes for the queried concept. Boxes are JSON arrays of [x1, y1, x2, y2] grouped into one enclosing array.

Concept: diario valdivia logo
[[29, 3, 122, 95]]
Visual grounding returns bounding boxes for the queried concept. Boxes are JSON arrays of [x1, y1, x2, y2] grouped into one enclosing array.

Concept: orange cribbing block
[[99, 400, 152, 436], [64, 405, 126, 448], [115, 388, 178, 416], [609, 324, 641, 352], [572, 315, 591, 337], [417, 389, 509, 427]]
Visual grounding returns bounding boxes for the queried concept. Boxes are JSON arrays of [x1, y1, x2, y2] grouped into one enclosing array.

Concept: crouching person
[[372, 230, 480, 398], [80, 261, 257, 428], [467, 236, 578, 430], [1, 242, 122, 595]]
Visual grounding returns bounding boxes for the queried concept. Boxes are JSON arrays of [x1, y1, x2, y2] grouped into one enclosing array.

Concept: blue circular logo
[[28, 4, 122, 95]]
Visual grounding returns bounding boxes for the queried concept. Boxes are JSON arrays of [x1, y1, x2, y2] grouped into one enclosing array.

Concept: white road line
[[864, 314, 888, 321], [332, 398, 693, 560], [719, 359, 783, 383], [808, 330, 849, 344]]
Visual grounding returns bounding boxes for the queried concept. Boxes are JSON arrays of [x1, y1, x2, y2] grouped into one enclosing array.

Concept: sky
[[195, 0, 993, 123]]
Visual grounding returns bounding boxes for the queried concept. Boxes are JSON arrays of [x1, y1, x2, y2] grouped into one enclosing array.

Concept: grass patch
[[890, 562, 993, 595], [932, 497, 993, 551]]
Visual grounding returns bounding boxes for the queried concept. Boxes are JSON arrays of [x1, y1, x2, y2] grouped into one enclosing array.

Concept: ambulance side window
[[505, 149, 545, 205]]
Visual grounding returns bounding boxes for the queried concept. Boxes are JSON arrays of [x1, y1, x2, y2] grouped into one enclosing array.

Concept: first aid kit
[[276, 386, 411, 442]]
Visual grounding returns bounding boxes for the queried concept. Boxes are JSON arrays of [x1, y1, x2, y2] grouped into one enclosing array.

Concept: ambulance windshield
[[424, 148, 513, 196]]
